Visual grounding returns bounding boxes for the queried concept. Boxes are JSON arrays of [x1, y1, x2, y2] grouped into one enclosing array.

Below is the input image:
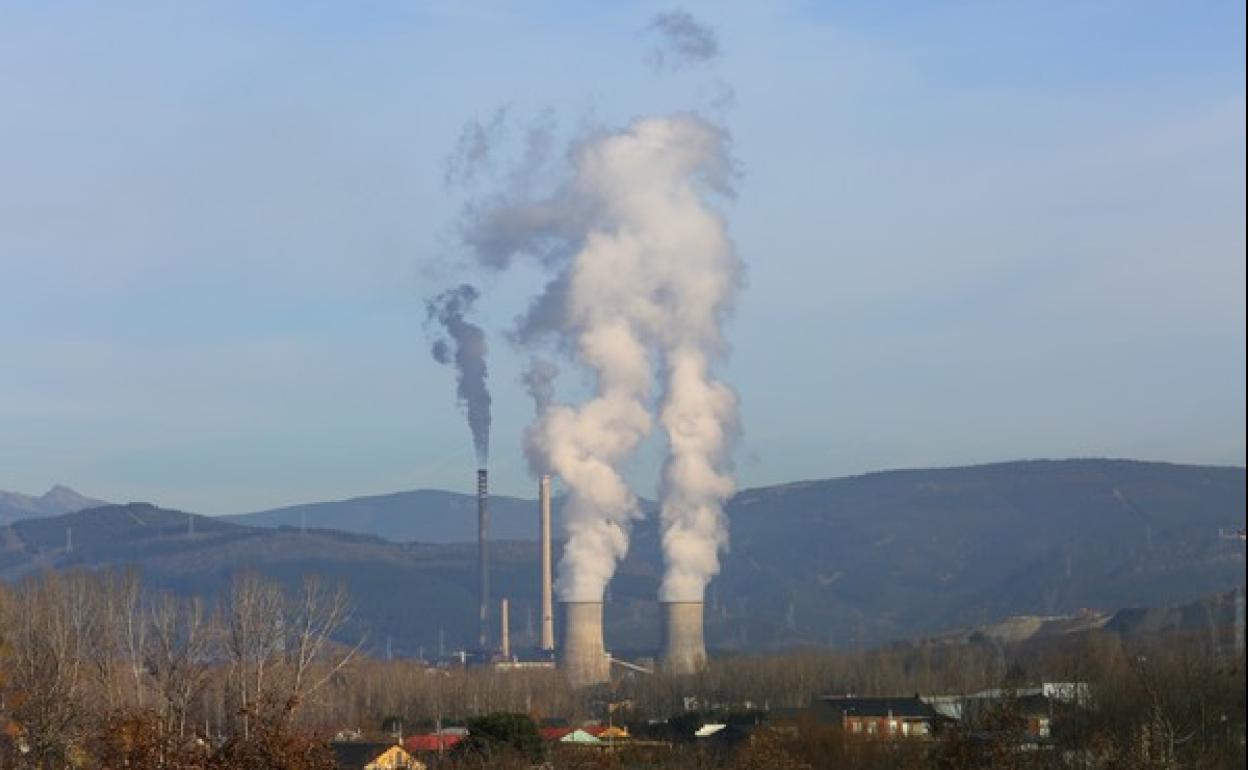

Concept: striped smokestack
[[539, 474, 555, 652], [477, 468, 490, 651]]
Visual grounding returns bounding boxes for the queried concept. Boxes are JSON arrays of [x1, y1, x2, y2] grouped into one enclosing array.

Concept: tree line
[[1, 569, 1244, 769], [1, 569, 357, 769]]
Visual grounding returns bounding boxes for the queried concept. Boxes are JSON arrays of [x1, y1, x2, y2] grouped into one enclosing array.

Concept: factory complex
[[470, 469, 708, 688]]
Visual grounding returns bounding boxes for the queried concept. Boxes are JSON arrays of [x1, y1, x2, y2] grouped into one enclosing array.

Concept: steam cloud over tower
[[454, 11, 740, 682], [462, 115, 740, 607]]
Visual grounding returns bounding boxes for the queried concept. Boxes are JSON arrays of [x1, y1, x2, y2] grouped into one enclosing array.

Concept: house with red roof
[[403, 733, 463, 754]]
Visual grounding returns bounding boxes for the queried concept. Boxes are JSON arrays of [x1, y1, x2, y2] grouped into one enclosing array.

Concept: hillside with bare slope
[[2, 460, 1242, 656]]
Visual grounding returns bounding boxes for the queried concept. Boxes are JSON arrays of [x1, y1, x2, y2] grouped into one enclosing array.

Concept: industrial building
[[467, 469, 711, 686]]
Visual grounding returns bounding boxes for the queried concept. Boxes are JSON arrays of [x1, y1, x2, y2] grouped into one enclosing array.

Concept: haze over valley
[[4, 459, 1242, 656]]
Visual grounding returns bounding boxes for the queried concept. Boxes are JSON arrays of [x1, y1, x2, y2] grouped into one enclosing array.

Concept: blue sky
[[1, 1, 1243, 513]]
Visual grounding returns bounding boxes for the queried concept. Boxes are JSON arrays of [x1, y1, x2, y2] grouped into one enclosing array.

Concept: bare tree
[[223, 573, 286, 739], [222, 573, 362, 738], [96, 569, 151, 712], [149, 591, 217, 740], [1, 572, 100, 767], [284, 575, 362, 718]]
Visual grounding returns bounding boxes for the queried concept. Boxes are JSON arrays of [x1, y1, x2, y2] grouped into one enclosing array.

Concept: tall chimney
[[500, 598, 511, 659], [660, 602, 707, 675], [558, 601, 609, 687], [538, 474, 555, 652], [477, 468, 490, 651]]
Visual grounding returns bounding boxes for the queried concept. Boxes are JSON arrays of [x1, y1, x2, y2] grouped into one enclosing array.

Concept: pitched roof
[[818, 696, 941, 719], [330, 742, 395, 769], [403, 734, 463, 753], [560, 729, 602, 744]]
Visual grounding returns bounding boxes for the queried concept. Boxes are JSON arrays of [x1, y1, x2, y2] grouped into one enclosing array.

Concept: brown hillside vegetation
[[1, 569, 1244, 769]]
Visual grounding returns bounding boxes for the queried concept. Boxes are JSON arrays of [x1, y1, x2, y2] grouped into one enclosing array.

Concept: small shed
[[598, 726, 630, 741]]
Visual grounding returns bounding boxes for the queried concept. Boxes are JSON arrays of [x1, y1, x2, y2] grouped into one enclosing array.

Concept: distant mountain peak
[[0, 485, 110, 525], [44, 484, 91, 500]]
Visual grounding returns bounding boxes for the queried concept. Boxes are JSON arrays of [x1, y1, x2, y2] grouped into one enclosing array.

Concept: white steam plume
[[521, 356, 559, 417], [463, 113, 740, 603], [658, 348, 738, 601]]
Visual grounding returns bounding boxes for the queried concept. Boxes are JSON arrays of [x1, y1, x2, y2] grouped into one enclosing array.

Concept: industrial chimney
[[500, 598, 511, 660], [660, 602, 707, 675], [538, 474, 555, 653], [477, 468, 490, 651], [558, 601, 609, 687]]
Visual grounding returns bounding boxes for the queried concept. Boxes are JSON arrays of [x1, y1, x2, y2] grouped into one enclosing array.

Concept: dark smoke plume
[[444, 107, 507, 187], [648, 10, 719, 71], [427, 284, 492, 465]]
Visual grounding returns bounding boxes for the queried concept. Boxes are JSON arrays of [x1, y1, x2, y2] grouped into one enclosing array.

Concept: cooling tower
[[477, 468, 490, 651], [538, 475, 555, 652], [660, 602, 707, 674], [558, 601, 610, 687]]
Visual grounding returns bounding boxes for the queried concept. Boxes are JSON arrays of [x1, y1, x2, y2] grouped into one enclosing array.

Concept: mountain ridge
[[223, 457, 1245, 544], [0, 484, 109, 525], [3, 459, 1242, 656], [221, 488, 544, 543]]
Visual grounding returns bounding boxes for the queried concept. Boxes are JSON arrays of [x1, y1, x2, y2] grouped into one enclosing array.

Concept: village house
[[402, 732, 463, 755], [923, 682, 1090, 740], [539, 726, 603, 745], [813, 696, 947, 738], [330, 741, 423, 770]]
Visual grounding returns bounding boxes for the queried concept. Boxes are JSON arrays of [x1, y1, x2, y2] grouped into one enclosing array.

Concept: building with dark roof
[[813, 696, 948, 739], [329, 741, 422, 770], [922, 682, 1090, 740]]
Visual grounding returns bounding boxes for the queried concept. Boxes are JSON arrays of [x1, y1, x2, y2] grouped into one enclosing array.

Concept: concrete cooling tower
[[660, 601, 707, 674], [558, 601, 610, 687]]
